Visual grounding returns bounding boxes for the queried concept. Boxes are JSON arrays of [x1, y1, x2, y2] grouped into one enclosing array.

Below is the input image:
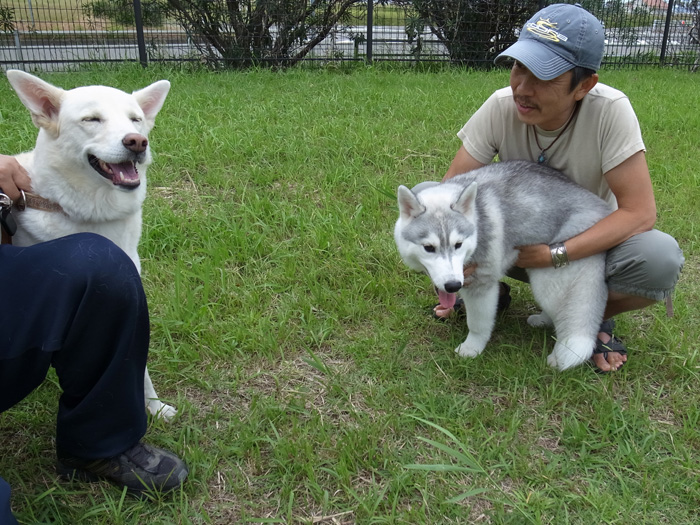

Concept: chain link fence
[[1, 0, 698, 71]]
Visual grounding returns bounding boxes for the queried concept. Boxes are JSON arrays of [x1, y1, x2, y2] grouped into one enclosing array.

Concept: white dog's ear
[[397, 185, 425, 219], [132, 80, 171, 128], [6, 70, 64, 136], [452, 181, 477, 215]]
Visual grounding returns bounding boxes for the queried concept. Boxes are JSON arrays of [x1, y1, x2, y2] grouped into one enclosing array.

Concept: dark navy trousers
[[0, 233, 149, 522]]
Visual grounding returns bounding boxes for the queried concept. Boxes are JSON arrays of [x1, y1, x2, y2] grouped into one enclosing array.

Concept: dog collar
[[15, 190, 66, 214]]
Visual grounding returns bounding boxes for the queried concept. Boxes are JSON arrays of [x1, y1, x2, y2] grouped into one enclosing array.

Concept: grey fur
[[395, 160, 612, 370]]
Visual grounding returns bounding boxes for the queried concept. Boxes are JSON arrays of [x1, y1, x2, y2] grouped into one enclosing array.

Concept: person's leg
[[0, 233, 148, 454], [1, 233, 186, 495], [593, 229, 684, 372], [50, 240, 150, 457]]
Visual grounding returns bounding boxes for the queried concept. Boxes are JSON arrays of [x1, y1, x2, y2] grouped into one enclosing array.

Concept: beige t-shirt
[[457, 83, 646, 209]]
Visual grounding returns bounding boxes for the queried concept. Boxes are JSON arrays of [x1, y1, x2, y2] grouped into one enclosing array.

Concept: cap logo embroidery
[[526, 18, 569, 43]]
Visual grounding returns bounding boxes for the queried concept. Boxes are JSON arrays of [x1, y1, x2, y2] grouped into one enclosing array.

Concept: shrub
[[83, 0, 166, 27], [163, 0, 362, 68]]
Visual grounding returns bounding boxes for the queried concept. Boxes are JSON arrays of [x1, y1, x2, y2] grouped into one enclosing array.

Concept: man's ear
[[574, 73, 598, 102]]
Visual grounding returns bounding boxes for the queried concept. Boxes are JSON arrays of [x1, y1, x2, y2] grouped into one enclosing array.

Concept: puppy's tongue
[[438, 290, 457, 309], [107, 161, 140, 186]]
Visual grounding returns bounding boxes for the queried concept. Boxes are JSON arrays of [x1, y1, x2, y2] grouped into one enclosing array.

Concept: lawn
[[0, 64, 698, 524]]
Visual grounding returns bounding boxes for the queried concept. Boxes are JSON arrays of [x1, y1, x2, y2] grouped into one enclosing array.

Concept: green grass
[[0, 64, 698, 524]]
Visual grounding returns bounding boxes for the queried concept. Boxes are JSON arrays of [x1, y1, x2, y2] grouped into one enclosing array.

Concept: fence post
[[133, 0, 148, 67], [13, 29, 25, 70], [26, 0, 35, 26], [659, 0, 675, 65], [366, 0, 373, 64]]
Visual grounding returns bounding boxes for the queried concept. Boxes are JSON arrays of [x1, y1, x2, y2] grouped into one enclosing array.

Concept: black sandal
[[593, 319, 627, 373]]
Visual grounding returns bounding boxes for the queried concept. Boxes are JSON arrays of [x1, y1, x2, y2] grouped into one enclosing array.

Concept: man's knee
[[606, 230, 684, 300], [1, 233, 143, 360], [51, 234, 143, 301], [57, 233, 137, 279], [650, 233, 685, 285]]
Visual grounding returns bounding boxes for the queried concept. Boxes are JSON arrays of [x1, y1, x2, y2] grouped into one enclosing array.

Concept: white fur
[[7, 70, 176, 420]]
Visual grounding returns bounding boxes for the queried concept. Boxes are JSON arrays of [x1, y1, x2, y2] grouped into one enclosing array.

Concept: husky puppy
[[395, 160, 612, 371], [6, 70, 176, 419]]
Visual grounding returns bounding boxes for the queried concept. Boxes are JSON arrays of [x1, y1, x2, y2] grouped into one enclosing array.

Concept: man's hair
[[569, 66, 596, 92]]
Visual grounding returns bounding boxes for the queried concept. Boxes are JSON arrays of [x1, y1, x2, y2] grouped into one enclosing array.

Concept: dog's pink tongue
[[438, 290, 457, 309], [108, 162, 140, 186]]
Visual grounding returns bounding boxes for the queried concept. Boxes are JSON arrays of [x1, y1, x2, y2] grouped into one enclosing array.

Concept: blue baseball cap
[[495, 3, 604, 80]]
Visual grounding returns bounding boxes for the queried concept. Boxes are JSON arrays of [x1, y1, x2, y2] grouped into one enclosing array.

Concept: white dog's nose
[[122, 133, 148, 154]]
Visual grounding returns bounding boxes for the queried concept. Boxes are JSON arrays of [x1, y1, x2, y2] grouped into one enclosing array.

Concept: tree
[[165, 0, 362, 68], [397, 0, 539, 66], [0, 4, 15, 33]]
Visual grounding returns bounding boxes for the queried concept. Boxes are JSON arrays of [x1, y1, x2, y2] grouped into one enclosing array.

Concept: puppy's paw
[[547, 339, 592, 371], [527, 313, 553, 328], [546, 351, 563, 370], [547, 351, 579, 371], [455, 342, 484, 358]]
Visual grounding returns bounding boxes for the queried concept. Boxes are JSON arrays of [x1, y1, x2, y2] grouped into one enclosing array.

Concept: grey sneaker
[[57, 442, 188, 495]]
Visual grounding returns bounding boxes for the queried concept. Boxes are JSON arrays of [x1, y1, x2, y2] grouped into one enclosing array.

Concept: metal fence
[[1, 0, 698, 71]]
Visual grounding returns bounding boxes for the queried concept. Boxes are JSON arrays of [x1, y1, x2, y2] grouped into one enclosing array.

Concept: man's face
[[509, 61, 586, 131]]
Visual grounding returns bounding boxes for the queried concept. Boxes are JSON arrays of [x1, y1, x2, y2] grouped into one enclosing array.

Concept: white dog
[[6, 70, 176, 420]]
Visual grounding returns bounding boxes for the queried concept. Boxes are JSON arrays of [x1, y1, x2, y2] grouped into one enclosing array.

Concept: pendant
[[538, 152, 546, 164]]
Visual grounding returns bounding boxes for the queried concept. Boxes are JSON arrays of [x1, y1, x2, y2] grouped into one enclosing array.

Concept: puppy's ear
[[132, 80, 170, 129], [452, 181, 477, 216], [397, 185, 425, 220], [6, 70, 64, 136]]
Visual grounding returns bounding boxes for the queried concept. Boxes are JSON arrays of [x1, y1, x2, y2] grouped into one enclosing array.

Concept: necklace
[[532, 102, 580, 165]]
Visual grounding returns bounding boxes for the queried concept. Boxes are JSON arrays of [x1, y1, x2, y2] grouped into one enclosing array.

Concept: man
[[436, 3, 684, 373], [0, 155, 187, 523]]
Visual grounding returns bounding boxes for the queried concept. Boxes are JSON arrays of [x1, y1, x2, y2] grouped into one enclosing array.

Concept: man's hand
[[0, 155, 32, 202], [462, 263, 477, 286], [515, 244, 553, 269]]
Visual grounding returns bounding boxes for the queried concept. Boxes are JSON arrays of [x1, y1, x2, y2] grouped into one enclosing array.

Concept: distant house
[[639, 0, 669, 12]]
